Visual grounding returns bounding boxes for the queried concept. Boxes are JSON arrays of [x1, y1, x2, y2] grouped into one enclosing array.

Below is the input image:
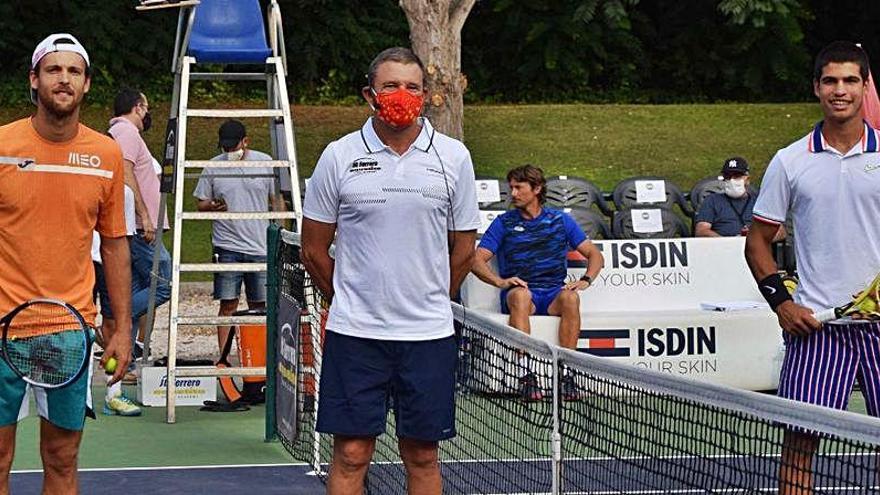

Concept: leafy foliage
[[626, 0, 811, 103], [0, 0, 875, 104], [0, 0, 177, 104], [802, 0, 880, 69], [462, 0, 643, 102], [275, 0, 409, 102]]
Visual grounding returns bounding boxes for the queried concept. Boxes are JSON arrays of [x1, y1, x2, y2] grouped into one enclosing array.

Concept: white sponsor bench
[[461, 236, 785, 391]]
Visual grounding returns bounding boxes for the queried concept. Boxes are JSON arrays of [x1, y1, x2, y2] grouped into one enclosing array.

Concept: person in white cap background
[[695, 156, 785, 240], [0, 34, 132, 494]]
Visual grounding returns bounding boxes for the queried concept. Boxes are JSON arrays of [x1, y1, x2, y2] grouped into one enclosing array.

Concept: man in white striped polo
[[746, 41, 880, 494]]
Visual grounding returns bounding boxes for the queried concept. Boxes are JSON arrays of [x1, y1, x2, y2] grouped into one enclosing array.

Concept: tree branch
[[449, 0, 476, 32], [398, 0, 414, 20]]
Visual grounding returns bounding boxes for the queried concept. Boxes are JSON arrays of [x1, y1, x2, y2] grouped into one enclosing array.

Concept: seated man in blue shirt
[[695, 157, 785, 240], [472, 165, 603, 401]]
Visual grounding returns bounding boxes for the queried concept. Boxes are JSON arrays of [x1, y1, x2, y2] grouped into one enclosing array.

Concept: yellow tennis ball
[[104, 357, 118, 373]]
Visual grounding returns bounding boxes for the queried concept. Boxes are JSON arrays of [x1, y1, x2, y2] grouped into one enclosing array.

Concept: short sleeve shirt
[[753, 121, 880, 310], [91, 185, 137, 263], [108, 117, 167, 229], [478, 208, 588, 289], [695, 192, 756, 236], [193, 149, 275, 256], [0, 118, 126, 333], [304, 118, 481, 341]]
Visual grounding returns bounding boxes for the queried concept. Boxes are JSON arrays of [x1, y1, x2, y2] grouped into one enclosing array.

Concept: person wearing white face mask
[[194, 120, 284, 402], [695, 157, 785, 239]]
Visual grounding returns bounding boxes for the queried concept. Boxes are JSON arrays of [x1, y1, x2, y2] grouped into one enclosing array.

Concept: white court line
[[10, 460, 874, 494], [555, 487, 878, 495], [11, 461, 310, 474], [10, 451, 863, 470], [488, 487, 879, 495], [436, 451, 875, 465]]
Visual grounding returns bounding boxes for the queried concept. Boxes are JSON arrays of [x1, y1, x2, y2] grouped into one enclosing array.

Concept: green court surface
[[10, 386, 289, 471], [9, 386, 871, 471]]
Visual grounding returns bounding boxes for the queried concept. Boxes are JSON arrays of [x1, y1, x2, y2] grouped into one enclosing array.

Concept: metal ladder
[[141, 1, 301, 423]]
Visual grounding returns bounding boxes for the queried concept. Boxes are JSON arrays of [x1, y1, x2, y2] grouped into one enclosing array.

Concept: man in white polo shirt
[[301, 47, 480, 495], [746, 41, 880, 494]]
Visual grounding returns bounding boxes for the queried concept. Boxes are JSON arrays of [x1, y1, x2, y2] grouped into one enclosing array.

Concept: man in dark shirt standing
[[695, 157, 784, 240]]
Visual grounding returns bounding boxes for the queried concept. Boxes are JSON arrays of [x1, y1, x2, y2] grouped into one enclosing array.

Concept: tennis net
[[266, 225, 880, 494]]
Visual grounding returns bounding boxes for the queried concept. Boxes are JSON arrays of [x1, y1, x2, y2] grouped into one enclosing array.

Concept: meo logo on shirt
[[68, 152, 102, 168]]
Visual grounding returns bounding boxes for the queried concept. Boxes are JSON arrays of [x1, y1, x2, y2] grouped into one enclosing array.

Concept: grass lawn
[[0, 101, 821, 278], [463, 103, 821, 188]]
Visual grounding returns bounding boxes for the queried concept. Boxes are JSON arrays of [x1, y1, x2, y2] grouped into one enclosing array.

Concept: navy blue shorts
[[500, 286, 563, 316], [316, 331, 457, 441]]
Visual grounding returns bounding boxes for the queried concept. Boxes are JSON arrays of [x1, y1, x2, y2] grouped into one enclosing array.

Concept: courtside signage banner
[[275, 294, 300, 443], [580, 237, 763, 313], [464, 237, 764, 314], [478, 310, 784, 390], [137, 365, 217, 407], [577, 310, 784, 389], [461, 236, 783, 390]]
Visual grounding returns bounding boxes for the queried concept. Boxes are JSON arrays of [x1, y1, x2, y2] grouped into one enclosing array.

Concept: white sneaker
[[103, 394, 142, 417]]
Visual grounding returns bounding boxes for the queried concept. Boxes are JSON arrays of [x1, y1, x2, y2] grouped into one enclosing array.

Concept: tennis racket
[[813, 272, 880, 323], [0, 299, 92, 389], [814, 303, 856, 323]]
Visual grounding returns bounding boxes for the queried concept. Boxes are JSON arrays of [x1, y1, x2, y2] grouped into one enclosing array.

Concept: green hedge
[[0, 0, 878, 105]]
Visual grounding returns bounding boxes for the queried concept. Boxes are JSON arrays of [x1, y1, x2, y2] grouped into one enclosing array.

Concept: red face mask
[[373, 88, 424, 128]]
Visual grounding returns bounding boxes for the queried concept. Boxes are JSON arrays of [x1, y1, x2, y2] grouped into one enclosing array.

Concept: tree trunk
[[399, 0, 475, 141]]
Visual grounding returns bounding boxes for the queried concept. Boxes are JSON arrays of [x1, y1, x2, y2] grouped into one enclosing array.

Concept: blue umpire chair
[[139, 0, 301, 424], [187, 0, 272, 63]]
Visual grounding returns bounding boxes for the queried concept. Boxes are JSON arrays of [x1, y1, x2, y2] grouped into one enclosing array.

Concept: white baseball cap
[[30, 34, 90, 105], [31, 33, 90, 70]]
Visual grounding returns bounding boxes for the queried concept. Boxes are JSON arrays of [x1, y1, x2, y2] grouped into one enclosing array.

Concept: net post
[[550, 346, 562, 495], [264, 224, 281, 442]]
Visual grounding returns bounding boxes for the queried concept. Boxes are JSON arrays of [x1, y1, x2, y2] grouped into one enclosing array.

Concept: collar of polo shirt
[[360, 117, 434, 154], [808, 120, 880, 155]]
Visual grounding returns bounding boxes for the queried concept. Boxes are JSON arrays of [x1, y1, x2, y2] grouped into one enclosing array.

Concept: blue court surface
[[362, 455, 879, 494], [11, 454, 879, 494], [11, 463, 324, 494], [8, 390, 875, 494]]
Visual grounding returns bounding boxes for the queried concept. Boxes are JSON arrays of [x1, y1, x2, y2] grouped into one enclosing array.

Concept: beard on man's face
[[35, 84, 83, 119]]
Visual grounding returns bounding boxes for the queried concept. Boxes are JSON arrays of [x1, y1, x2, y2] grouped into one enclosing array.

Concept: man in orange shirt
[[0, 34, 132, 495]]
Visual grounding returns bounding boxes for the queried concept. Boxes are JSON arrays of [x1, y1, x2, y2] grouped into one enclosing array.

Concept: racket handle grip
[[813, 308, 836, 323]]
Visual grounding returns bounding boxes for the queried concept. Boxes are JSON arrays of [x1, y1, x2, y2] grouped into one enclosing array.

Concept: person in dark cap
[[193, 120, 284, 403], [217, 119, 247, 152], [695, 157, 784, 239]]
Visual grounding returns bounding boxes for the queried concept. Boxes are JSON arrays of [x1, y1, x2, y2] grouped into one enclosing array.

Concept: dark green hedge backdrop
[[0, 0, 877, 104]]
